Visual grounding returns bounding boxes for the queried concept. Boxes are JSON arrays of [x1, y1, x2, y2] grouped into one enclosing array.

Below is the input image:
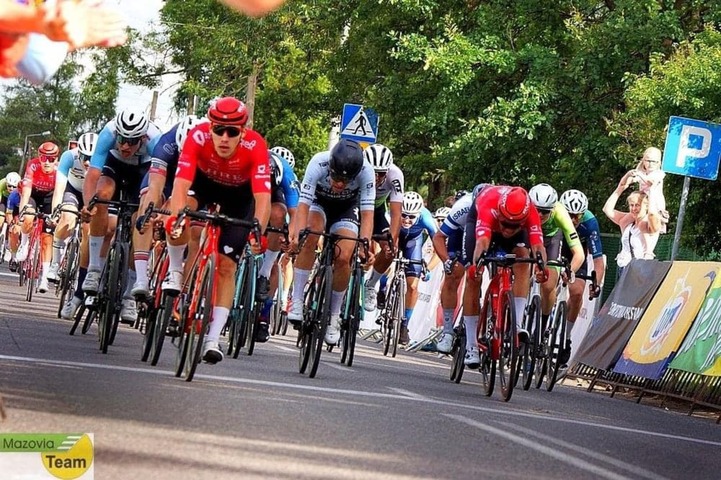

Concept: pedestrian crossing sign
[[340, 104, 378, 146]]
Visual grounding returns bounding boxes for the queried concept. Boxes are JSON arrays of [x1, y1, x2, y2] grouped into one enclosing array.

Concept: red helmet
[[38, 141, 59, 157], [498, 186, 530, 223], [207, 97, 248, 126]]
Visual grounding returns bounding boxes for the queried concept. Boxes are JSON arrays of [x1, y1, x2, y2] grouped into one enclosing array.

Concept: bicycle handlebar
[[87, 195, 140, 212], [298, 228, 370, 260]]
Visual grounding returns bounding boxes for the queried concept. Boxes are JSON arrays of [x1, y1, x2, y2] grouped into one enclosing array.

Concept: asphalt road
[[1, 265, 720, 480]]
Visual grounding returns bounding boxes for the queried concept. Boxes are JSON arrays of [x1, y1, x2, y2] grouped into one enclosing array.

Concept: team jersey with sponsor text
[[298, 151, 375, 212], [473, 185, 544, 247]]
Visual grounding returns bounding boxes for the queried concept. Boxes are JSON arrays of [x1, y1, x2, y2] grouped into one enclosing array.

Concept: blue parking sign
[[663, 116, 721, 180]]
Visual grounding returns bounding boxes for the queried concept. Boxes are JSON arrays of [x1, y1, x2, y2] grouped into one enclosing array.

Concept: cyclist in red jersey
[[164, 96, 272, 364], [460, 185, 547, 367], [16, 141, 59, 293]]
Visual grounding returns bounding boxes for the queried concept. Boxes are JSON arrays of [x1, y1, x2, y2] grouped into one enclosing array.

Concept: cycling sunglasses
[[117, 134, 142, 146], [40, 155, 57, 163], [537, 208, 552, 215], [79, 153, 92, 163], [401, 213, 418, 220], [211, 124, 242, 138], [499, 219, 522, 229], [329, 171, 353, 183]]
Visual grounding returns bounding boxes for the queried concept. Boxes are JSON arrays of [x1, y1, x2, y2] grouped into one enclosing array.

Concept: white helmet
[[529, 183, 558, 210], [77, 132, 98, 157], [114, 108, 149, 138], [270, 146, 295, 169], [402, 191, 424, 216], [560, 189, 588, 215], [5, 172, 21, 188], [175, 115, 207, 150], [363, 144, 393, 172], [269, 151, 284, 186], [434, 207, 450, 220]]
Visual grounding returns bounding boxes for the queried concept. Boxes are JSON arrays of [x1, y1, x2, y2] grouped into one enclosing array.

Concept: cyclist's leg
[[400, 236, 424, 344], [16, 196, 37, 261], [256, 190, 287, 300], [364, 205, 393, 311], [327, 227, 357, 345], [539, 231, 562, 330], [49, 186, 81, 282], [437, 231, 465, 352], [83, 167, 116, 293], [202, 187, 254, 362], [131, 171, 164, 297], [287, 207, 325, 327]]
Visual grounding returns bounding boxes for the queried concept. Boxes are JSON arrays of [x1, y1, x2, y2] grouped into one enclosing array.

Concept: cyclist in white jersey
[[361, 144, 404, 311], [48, 133, 97, 282], [287, 139, 376, 345]]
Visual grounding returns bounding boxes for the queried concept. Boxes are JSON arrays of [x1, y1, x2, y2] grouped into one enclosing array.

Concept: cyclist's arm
[[19, 165, 34, 211], [554, 204, 584, 272], [358, 163, 376, 242], [525, 206, 547, 264], [52, 150, 72, 212], [289, 202, 309, 242], [388, 200, 401, 246], [432, 230, 450, 262], [0, 179, 6, 197], [593, 256, 606, 288], [387, 166, 404, 244], [89, 122, 115, 170], [82, 167, 101, 207]]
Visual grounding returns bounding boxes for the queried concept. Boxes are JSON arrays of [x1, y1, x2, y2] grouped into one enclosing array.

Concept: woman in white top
[[603, 173, 662, 278]]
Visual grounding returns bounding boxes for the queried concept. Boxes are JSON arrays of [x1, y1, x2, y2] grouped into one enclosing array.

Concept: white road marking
[[497, 420, 670, 480], [387, 388, 428, 400], [444, 414, 632, 480], [1, 353, 720, 448]]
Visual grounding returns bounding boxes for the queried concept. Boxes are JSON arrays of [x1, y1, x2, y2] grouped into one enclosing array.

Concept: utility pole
[[149, 91, 159, 121]]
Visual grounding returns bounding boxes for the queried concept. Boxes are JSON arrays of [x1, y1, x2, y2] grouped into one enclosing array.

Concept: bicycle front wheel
[[450, 325, 466, 383], [546, 300, 567, 392], [25, 240, 40, 302], [185, 258, 215, 382], [499, 291, 518, 402], [521, 295, 541, 391], [99, 245, 124, 354], [391, 278, 406, 358], [342, 265, 363, 367], [308, 266, 331, 378]]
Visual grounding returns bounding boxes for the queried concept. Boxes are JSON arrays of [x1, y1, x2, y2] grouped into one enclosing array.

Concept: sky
[[118, 0, 178, 131]]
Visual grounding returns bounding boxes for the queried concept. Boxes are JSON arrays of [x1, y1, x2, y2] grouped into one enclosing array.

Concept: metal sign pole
[[671, 176, 691, 261]]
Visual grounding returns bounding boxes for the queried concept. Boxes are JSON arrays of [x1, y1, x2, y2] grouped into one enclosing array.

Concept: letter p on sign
[[677, 125, 711, 167]]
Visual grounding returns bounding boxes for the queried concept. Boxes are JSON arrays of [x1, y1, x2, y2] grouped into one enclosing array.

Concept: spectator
[[603, 172, 661, 278], [632, 147, 668, 233]]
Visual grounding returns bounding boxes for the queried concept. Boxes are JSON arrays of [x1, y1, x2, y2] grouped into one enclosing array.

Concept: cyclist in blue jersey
[[4, 178, 22, 271], [81, 108, 161, 325], [397, 191, 437, 345], [559, 189, 606, 365], [132, 115, 207, 298], [255, 149, 299, 342]]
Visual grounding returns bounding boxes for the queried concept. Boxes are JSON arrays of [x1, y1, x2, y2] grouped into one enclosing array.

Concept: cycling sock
[[404, 308, 414, 325], [330, 289, 346, 317], [442, 308, 455, 334], [514, 297, 527, 330], [566, 319, 575, 336], [123, 270, 136, 298], [51, 240, 64, 265], [207, 306, 230, 343], [366, 267, 383, 289], [88, 235, 104, 271], [41, 262, 50, 280], [167, 243, 185, 272], [20, 231, 29, 246], [258, 249, 279, 278], [464, 315, 479, 351], [74, 267, 87, 300], [133, 251, 149, 284], [290, 268, 310, 306]]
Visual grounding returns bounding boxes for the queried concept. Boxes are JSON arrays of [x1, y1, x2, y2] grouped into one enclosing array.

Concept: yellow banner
[[614, 262, 720, 379]]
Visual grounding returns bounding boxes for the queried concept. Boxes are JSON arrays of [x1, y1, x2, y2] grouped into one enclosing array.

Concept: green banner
[[670, 271, 721, 376], [0, 434, 84, 452]]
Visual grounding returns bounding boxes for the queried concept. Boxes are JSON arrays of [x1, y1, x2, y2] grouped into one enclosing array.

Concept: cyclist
[[432, 186, 486, 354], [255, 148, 299, 342], [0, 172, 21, 256], [361, 143, 404, 312], [5, 180, 22, 270], [48, 132, 97, 290], [558, 189, 605, 365], [433, 207, 450, 226], [394, 191, 437, 344], [132, 115, 207, 299], [287, 138, 375, 345], [17, 141, 60, 293], [270, 145, 295, 169], [528, 183, 585, 348], [465, 185, 547, 367], [163, 96, 271, 364], [81, 108, 161, 325]]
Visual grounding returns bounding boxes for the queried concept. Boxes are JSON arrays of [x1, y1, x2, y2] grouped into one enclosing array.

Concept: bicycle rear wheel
[[546, 300, 567, 392], [184, 259, 215, 382], [520, 295, 541, 391]]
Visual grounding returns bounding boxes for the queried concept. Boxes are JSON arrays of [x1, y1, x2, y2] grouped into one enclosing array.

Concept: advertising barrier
[[573, 259, 671, 370], [614, 262, 718, 379]]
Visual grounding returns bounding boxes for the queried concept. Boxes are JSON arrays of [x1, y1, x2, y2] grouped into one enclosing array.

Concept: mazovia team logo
[[0, 433, 94, 479]]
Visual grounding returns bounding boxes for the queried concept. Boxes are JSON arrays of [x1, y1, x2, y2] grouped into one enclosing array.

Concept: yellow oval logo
[[41, 434, 93, 479]]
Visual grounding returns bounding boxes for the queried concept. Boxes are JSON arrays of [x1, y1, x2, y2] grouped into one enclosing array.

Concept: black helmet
[[455, 190, 470, 201], [329, 139, 364, 181]]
